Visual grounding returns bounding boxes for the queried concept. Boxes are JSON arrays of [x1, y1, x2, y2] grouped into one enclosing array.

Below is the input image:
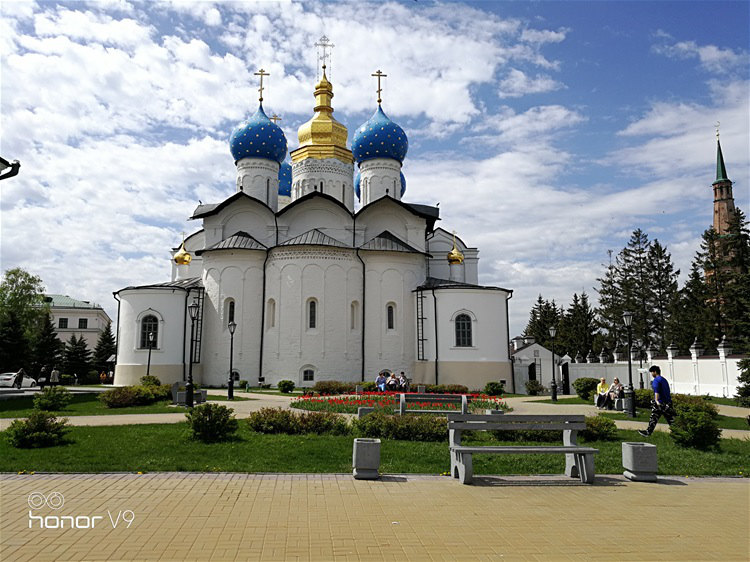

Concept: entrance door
[[528, 363, 536, 381], [561, 363, 570, 395]]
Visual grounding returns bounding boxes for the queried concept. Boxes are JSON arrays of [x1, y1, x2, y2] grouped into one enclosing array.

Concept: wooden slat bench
[[447, 414, 599, 485], [399, 393, 468, 416]]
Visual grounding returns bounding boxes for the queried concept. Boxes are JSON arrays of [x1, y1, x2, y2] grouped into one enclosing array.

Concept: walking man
[[638, 365, 675, 437]]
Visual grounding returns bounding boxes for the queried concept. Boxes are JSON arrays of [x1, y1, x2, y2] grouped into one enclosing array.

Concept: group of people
[[12, 366, 60, 389], [375, 371, 409, 392], [594, 376, 624, 410]]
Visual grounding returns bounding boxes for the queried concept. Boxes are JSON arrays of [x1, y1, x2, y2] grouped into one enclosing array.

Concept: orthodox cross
[[715, 121, 720, 139], [254, 68, 269, 103], [270, 114, 282, 124], [372, 70, 387, 104], [315, 35, 334, 79]]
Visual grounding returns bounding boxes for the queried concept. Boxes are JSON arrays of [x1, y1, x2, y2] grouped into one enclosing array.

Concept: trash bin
[[353, 438, 381, 480], [622, 442, 657, 482]]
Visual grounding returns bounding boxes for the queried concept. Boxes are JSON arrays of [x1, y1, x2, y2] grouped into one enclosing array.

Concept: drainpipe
[[258, 250, 271, 384], [112, 292, 121, 381], [182, 290, 189, 381], [432, 288, 439, 385], [505, 290, 514, 393]]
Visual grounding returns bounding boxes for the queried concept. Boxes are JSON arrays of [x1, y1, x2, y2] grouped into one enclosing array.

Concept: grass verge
[[601, 410, 749, 431], [0, 394, 187, 418], [1, 423, 748, 476]]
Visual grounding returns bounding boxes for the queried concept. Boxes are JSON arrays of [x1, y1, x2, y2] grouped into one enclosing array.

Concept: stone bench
[[448, 414, 599, 485], [399, 393, 468, 416]]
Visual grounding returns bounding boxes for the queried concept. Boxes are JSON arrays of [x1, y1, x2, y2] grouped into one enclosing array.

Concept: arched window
[[308, 299, 317, 330], [266, 178, 271, 202], [386, 304, 395, 331], [266, 299, 276, 329], [303, 369, 315, 382], [225, 299, 235, 330], [350, 301, 359, 330], [455, 314, 472, 347], [140, 315, 159, 349]]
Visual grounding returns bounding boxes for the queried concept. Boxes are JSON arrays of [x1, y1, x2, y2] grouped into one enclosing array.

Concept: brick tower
[[712, 136, 736, 235]]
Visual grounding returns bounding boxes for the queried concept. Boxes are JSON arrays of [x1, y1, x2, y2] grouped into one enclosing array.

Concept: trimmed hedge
[[525, 380, 545, 396], [186, 403, 239, 443], [312, 381, 357, 395], [278, 380, 295, 393], [246, 408, 349, 436], [352, 411, 447, 442], [33, 387, 72, 411], [99, 385, 171, 408], [484, 381, 505, 396], [581, 415, 618, 441], [572, 377, 599, 401], [140, 375, 162, 387], [670, 408, 721, 450]]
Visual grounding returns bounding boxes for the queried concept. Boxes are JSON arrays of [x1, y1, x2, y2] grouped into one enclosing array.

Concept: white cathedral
[[113, 63, 514, 391]]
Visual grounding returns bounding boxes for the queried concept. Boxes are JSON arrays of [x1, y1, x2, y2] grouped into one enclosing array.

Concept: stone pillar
[[717, 336, 732, 397], [690, 338, 704, 395], [586, 350, 596, 364]]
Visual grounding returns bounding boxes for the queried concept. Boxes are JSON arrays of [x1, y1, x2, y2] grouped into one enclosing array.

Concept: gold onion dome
[[174, 241, 192, 265], [292, 66, 353, 164], [447, 239, 464, 265]]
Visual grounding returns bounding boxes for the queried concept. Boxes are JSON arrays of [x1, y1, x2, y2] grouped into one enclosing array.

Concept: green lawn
[[242, 388, 306, 397], [533, 397, 592, 405], [1, 423, 748, 476], [702, 396, 746, 407], [0, 394, 188, 418], [204, 395, 253, 402]]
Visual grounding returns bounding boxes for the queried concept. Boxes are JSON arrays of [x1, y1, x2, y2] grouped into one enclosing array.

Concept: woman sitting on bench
[[595, 377, 610, 409], [607, 377, 624, 409], [385, 373, 400, 392]]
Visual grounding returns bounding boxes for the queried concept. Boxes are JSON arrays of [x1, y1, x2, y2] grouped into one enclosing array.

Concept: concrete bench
[[399, 393, 468, 416], [448, 414, 599, 485]]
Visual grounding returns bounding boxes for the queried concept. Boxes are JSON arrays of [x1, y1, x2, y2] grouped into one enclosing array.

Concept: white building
[[113, 65, 514, 390], [45, 294, 112, 348]]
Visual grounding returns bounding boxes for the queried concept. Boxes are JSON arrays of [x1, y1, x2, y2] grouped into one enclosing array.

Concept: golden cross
[[315, 35, 334, 76], [254, 68, 269, 102], [372, 70, 387, 104], [715, 121, 720, 139], [270, 114, 282, 124]]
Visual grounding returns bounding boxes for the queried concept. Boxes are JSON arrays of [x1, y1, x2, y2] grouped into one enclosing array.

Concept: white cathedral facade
[[113, 65, 514, 391]]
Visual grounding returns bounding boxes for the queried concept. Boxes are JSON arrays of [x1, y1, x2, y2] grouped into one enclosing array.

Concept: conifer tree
[[0, 311, 30, 372], [31, 312, 63, 376], [63, 334, 92, 380], [523, 295, 561, 349], [668, 262, 714, 353], [646, 240, 679, 352], [558, 293, 598, 358], [93, 322, 117, 372], [618, 229, 652, 349], [595, 250, 623, 350]]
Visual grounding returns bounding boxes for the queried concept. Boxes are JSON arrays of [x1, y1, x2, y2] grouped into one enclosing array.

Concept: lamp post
[[549, 326, 558, 402], [186, 299, 199, 408], [146, 332, 155, 378], [623, 311, 636, 418], [227, 321, 236, 400]]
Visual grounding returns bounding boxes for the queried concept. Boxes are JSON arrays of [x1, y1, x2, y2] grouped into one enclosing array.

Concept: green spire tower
[[712, 131, 735, 235]]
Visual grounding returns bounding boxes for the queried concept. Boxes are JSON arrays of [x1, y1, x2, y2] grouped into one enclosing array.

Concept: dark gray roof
[[280, 229, 350, 248], [196, 231, 266, 255], [406, 203, 440, 219], [359, 231, 427, 255], [416, 277, 513, 293], [115, 277, 203, 293]]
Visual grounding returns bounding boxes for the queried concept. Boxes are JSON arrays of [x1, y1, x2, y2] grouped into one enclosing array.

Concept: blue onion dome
[[278, 161, 292, 197], [354, 172, 361, 201], [400, 172, 406, 197], [352, 106, 408, 164], [230, 104, 287, 164]]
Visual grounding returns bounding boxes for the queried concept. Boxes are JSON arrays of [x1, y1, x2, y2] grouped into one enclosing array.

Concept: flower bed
[[290, 392, 509, 414]]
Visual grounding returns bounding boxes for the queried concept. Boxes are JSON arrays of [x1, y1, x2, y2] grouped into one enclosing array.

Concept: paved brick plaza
[[1, 472, 748, 561]]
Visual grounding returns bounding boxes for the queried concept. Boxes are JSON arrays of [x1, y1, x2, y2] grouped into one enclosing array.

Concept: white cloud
[[653, 38, 747, 75], [499, 68, 565, 98], [521, 28, 568, 45]]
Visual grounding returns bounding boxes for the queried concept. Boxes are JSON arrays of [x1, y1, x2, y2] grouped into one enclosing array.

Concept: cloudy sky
[[1, 0, 748, 337]]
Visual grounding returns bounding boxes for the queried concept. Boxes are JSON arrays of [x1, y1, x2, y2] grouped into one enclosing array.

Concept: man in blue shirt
[[638, 365, 675, 437]]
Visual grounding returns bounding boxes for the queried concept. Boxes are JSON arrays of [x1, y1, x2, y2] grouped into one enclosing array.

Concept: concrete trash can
[[485, 409, 505, 415], [622, 442, 658, 482], [357, 407, 374, 418], [353, 438, 381, 480]]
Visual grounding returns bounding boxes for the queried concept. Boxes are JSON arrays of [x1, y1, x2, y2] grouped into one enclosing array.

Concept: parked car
[[0, 372, 37, 388]]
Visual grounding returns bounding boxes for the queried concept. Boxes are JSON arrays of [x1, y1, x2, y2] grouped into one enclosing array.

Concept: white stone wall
[[202, 199, 276, 249], [358, 158, 402, 205], [50, 307, 111, 348], [278, 198, 353, 245], [200, 252, 265, 387], [291, 158, 355, 212], [426, 229, 479, 284], [114, 288, 198, 386], [170, 230, 204, 281], [263, 247, 363, 386], [358, 199, 426, 252], [236, 157, 280, 211]]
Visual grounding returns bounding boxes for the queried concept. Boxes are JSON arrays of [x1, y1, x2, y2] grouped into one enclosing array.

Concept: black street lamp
[[186, 299, 199, 408], [228, 321, 236, 400], [146, 332, 155, 378], [623, 311, 636, 418], [549, 326, 558, 402]]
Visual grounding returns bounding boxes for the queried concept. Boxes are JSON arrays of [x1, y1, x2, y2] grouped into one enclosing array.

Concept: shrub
[[99, 385, 156, 408], [33, 387, 72, 411], [238, 380, 249, 390], [352, 411, 447, 442], [60, 374, 75, 385], [245, 408, 349, 436], [82, 370, 100, 385], [6, 411, 70, 448], [140, 375, 162, 387], [278, 380, 295, 393], [362, 381, 377, 392], [580, 415, 618, 441], [185, 403, 239, 443], [525, 380, 545, 396], [673, 395, 719, 419], [149, 384, 173, 401], [634, 389, 653, 409], [670, 408, 721, 450], [484, 381, 505, 396], [424, 384, 468, 394], [491, 428, 562, 442], [572, 377, 599, 401], [312, 380, 357, 395]]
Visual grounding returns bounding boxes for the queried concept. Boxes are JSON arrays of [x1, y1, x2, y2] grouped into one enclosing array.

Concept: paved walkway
[[1, 472, 748, 561]]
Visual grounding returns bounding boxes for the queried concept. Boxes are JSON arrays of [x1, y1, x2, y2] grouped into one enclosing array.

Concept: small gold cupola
[[291, 58, 353, 165], [447, 232, 464, 265], [174, 240, 192, 266]]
